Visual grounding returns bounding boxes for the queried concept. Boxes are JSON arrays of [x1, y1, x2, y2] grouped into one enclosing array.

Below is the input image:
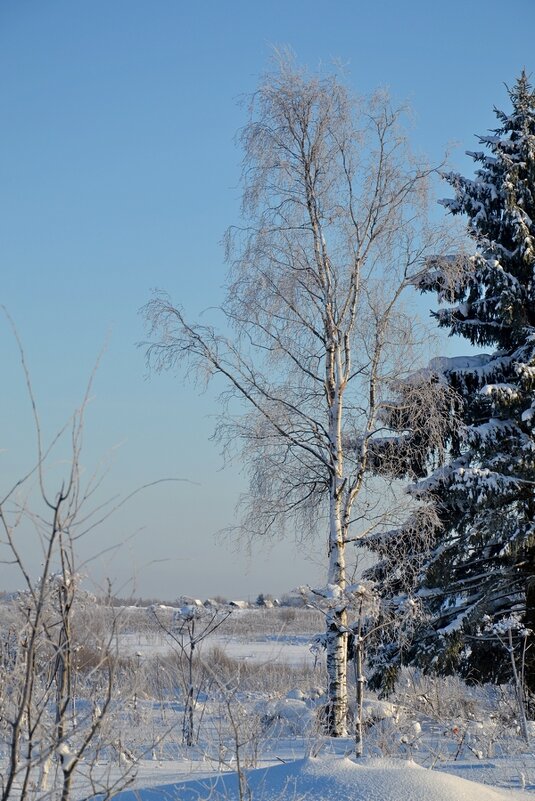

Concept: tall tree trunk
[[354, 612, 365, 757], [326, 488, 348, 736], [524, 545, 535, 695]]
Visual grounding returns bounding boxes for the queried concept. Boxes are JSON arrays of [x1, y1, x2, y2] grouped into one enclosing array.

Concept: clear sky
[[1, 0, 533, 601]]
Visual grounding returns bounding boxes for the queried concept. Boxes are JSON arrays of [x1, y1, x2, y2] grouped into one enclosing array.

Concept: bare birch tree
[[143, 55, 454, 736]]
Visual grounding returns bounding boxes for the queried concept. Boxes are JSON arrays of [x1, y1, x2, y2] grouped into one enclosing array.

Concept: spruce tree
[[368, 73, 535, 692]]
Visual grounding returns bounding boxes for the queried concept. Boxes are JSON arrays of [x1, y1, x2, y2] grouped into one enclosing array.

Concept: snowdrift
[[113, 755, 532, 800]]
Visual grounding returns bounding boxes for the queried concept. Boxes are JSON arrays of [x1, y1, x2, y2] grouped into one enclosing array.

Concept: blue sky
[[1, 0, 533, 600]]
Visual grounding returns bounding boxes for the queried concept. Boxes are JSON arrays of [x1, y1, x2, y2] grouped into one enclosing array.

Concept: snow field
[[112, 756, 534, 801], [2, 603, 535, 799]]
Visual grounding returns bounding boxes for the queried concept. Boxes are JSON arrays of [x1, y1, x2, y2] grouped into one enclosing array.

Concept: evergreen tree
[[367, 73, 535, 692]]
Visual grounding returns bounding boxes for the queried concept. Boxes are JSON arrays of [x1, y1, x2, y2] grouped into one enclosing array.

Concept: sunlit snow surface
[[4, 605, 535, 799], [110, 612, 535, 799], [111, 756, 533, 801]]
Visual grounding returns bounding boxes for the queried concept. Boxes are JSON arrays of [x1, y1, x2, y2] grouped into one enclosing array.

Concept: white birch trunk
[[326, 532, 348, 736], [325, 356, 348, 737]]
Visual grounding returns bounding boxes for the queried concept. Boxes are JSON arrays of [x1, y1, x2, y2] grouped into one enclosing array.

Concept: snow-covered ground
[[3, 604, 535, 800], [106, 607, 535, 799], [118, 605, 321, 668], [120, 629, 315, 667], [111, 755, 535, 801]]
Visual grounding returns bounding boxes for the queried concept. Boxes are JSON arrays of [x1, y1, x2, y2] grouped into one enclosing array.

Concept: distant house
[[177, 596, 203, 607], [228, 599, 249, 609]]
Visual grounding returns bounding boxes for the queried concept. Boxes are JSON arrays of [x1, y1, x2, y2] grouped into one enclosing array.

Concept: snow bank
[[112, 755, 532, 801]]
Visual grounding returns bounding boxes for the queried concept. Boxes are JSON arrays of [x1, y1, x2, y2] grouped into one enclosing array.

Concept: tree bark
[[326, 484, 348, 736]]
